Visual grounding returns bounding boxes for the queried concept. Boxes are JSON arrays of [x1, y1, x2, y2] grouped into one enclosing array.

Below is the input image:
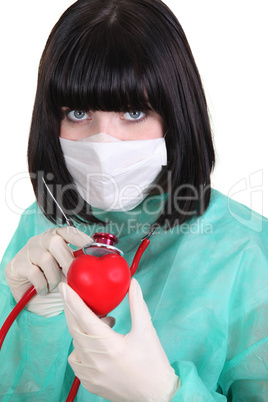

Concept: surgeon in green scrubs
[[1, 0, 268, 400]]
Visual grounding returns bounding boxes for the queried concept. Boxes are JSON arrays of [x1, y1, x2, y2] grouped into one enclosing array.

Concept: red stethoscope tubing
[[0, 286, 37, 350], [0, 238, 150, 401], [66, 377, 81, 402]]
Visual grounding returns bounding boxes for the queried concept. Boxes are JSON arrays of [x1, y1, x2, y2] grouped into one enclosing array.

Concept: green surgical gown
[[0, 189, 268, 401]]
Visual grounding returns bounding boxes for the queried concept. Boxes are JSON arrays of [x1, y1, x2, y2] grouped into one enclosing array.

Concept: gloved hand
[[59, 278, 181, 401], [5, 227, 92, 317]]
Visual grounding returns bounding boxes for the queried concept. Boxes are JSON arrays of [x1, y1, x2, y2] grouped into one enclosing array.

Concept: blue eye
[[67, 110, 89, 121], [123, 111, 145, 121]]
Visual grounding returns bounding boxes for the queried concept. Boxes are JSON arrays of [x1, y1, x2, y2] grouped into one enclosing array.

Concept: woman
[[0, 0, 267, 400]]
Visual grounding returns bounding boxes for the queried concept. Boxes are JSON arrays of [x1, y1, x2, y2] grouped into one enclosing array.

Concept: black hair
[[28, 0, 215, 227]]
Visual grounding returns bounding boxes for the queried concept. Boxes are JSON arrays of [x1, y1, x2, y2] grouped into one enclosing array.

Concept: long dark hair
[[28, 0, 215, 227]]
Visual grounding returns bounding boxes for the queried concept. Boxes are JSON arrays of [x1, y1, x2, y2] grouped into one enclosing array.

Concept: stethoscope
[[0, 178, 154, 401]]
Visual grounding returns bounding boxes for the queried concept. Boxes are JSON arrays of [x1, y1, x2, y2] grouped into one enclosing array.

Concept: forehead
[[46, 15, 164, 115]]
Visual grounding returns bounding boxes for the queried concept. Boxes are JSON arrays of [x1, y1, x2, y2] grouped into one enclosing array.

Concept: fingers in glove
[[10, 257, 49, 297], [56, 226, 92, 248], [68, 349, 87, 381], [27, 248, 62, 293], [40, 227, 92, 276], [5, 248, 51, 298]]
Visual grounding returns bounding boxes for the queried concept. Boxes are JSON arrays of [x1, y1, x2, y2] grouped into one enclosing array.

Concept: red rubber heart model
[[67, 253, 131, 317]]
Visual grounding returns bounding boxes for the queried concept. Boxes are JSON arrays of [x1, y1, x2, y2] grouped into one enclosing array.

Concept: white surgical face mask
[[59, 134, 167, 211]]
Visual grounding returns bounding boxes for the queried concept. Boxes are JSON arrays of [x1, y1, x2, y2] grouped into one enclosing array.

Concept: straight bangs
[[45, 23, 161, 118]]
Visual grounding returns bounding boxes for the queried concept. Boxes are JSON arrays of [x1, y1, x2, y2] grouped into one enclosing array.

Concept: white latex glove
[[5, 227, 92, 317], [59, 278, 181, 401]]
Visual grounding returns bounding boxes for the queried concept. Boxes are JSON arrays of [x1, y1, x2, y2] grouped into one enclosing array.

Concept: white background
[[0, 0, 267, 259]]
